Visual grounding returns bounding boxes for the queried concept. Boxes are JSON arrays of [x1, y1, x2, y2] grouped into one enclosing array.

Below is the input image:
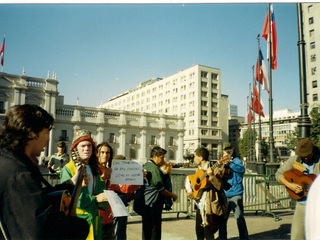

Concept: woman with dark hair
[[61, 130, 108, 240], [0, 104, 89, 239]]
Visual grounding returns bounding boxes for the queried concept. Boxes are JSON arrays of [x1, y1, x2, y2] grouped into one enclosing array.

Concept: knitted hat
[[295, 138, 315, 157], [70, 129, 95, 151]]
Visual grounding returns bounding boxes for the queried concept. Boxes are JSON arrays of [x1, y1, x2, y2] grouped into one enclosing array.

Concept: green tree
[[239, 128, 256, 159], [310, 107, 320, 148], [286, 126, 299, 150]]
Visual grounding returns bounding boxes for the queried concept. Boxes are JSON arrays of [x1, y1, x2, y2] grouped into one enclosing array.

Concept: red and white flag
[[251, 81, 265, 117], [256, 49, 270, 94], [0, 37, 5, 66], [262, 3, 278, 70]]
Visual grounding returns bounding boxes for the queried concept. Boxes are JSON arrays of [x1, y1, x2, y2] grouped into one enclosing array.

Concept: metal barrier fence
[[42, 172, 294, 221]]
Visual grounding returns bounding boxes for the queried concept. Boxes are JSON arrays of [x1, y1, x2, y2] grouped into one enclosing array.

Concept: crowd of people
[[2, 104, 320, 240]]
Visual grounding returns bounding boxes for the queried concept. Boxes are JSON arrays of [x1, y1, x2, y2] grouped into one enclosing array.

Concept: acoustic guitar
[[186, 155, 231, 200], [284, 168, 316, 200]]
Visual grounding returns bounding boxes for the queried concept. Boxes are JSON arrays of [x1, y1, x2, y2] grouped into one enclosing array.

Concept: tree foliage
[[239, 128, 256, 159], [310, 108, 320, 148]]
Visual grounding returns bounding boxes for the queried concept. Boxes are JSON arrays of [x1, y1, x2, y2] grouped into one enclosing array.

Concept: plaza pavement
[[127, 209, 294, 240]]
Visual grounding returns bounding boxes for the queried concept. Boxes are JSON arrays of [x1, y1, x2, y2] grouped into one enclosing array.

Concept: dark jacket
[[0, 148, 75, 239]]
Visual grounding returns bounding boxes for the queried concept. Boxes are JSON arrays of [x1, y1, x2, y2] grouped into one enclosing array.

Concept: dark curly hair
[[96, 142, 114, 167], [0, 104, 54, 154]]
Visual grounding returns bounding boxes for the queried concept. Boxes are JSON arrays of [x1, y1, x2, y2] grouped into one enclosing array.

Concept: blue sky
[[0, 3, 300, 119]]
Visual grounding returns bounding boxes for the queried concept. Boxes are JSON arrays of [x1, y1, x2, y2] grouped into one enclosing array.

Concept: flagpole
[[247, 93, 251, 163], [256, 34, 265, 175], [266, 3, 279, 175], [297, 3, 311, 138], [252, 65, 256, 163]]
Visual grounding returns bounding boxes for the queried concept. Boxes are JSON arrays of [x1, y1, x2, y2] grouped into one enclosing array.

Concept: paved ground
[[127, 210, 294, 240]]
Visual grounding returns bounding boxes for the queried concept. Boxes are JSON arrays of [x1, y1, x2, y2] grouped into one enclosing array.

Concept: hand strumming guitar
[[70, 165, 91, 187]]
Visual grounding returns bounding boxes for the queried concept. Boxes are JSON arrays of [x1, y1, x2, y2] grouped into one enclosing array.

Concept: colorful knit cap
[[70, 129, 95, 151]]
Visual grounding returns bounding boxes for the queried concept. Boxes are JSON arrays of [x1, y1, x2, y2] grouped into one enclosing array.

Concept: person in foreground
[[142, 146, 178, 240], [60, 129, 109, 240], [0, 104, 89, 239], [218, 146, 249, 240], [185, 147, 228, 240], [275, 137, 320, 240]]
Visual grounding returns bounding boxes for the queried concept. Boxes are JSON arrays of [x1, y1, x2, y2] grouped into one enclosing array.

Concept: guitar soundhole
[[196, 178, 200, 184]]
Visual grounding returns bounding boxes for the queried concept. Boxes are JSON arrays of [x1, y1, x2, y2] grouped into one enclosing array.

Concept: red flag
[[248, 109, 253, 128], [0, 37, 5, 66], [251, 82, 265, 117], [255, 49, 270, 94], [262, 4, 278, 70]]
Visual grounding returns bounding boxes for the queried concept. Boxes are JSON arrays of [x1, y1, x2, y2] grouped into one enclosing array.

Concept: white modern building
[[0, 71, 185, 164], [101, 65, 229, 160], [240, 109, 299, 158], [303, 3, 320, 111]]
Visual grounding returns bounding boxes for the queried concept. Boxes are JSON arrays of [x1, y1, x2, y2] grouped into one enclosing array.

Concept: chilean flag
[[256, 49, 270, 94], [0, 37, 5, 66], [251, 81, 265, 117], [262, 3, 278, 70]]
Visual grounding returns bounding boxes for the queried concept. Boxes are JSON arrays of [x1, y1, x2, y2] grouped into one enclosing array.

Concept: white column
[[119, 128, 126, 156], [96, 127, 104, 144], [140, 130, 147, 163], [159, 131, 166, 149], [177, 132, 184, 163]]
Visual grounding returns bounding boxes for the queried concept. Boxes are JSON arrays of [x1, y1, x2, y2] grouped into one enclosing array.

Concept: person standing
[[47, 141, 69, 174], [142, 146, 178, 240], [96, 142, 114, 240], [276, 138, 320, 240], [185, 147, 228, 240], [218, 146, 249, 240], [0, 104, 89, 239], [61, 129, 109, 240]]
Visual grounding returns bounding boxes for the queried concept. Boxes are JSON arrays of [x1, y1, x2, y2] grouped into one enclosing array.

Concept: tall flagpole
[[252, 65, 256, 162], [247, 93, 251, 162], [256, 34, 265, 174], [297, 3, 311, 138], [266, 3, 279, 175]]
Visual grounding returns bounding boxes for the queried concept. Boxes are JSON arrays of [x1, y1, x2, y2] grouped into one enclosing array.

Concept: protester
[[160, 162, 173, 211], [96, 142, 114, 240], [218, 146, 249, 240], [61, 129, 109, 240], [141, 146, 178, 240], [276, 137, 320, 240], [0, 104, 89, 239], [185, 147, 228, 240], [47, 141, 69, 173]]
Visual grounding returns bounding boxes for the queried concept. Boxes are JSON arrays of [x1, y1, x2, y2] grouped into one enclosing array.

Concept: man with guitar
[[0, 104, 90, 239], [61, 129, 109, 240], [185, 147, 228, 240], [275, 137, 320, 240], [218, 146, 249, 240]]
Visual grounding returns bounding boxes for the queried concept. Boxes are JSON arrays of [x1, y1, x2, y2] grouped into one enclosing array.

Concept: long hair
[[96, 142, 114, 167], [0, 104, 54, 153], [87, 146, 100, 176]]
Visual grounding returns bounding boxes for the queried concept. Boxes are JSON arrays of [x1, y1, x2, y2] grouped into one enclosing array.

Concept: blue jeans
[[113, 216, 128, 240], [219, 195, 249, 240]]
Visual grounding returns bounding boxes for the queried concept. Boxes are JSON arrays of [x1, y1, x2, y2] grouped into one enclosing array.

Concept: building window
[[309, 17, 314, 24], [201, 101, 207, 106], [201, 91, 208, 97], [201, 120, 207, 126], [212, 83, 218, 89], [168, 149, 174, 159], [212, 121, 218, 126], [211, 73, 218, 80], [201, 110, 208, 116], [201, 82, 208, 88], [310, 29, 315, 37], [150, 135, 156, 145], [189, 111, 195, 117], [130, 134, 136, 144], [169, 136, 174, 146], [59, 130, 68, 141], [0, 101, 5, 113], [308, 5, 313, 13], [313, 80, 317, 88], [313, 94, 318, 101], [212, 102, 218, 108], [311, 54, 316, 62], [311, 42, 316, 49], [201, 71, 208, 78], [212, 93, 218, 99], [109, 133, 115, 143], [312, 67, 317, 75], [130, 148, 136, 159], [201, 130, 208, 135], [212, 111, 218, 117], [212, 130, 218, 136]]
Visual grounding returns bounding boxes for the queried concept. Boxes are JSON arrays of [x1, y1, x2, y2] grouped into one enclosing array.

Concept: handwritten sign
[[110, 160, 143, 185], [104, 190, 130, 217]]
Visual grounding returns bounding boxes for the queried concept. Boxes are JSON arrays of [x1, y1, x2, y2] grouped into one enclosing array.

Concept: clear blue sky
[[0, 3, 300, 119]]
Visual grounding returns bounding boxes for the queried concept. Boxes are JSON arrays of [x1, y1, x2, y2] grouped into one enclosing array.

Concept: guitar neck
[[198, 158, 227, 181]]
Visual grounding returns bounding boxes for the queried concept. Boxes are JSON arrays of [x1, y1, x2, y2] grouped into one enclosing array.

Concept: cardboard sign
[[110, 160, 143, 185]]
